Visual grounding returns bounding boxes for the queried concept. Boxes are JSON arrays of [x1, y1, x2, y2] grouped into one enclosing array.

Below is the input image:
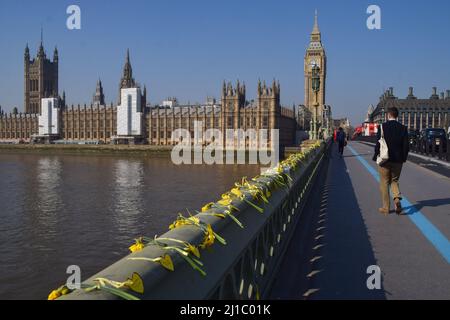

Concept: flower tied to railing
[[48, 285, 73, 300], [83, 272, 144, 300], [168, 214, 226, 250], [129, 237, 145, 253], [201, 200, 242, 228], [259, 166, 292, 193], [48, 272, 144, 300], [237, 177, 271, 203], [229, 176, 272, 213], [280, 151, 307, 172], [128, 235, 206, 275]]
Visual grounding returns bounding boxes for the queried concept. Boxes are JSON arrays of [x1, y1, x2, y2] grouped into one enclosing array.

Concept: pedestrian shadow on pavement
[[312, 144, 386, 300], [402, 198, 450, 215]]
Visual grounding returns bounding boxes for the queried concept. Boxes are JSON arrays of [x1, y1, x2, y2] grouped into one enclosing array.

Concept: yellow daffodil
[[230, 187, 243, 199], [48, 285, 72, 300], [169, 217, 187, 229], [129, 237, 145, 253], [126, 272, 144, 294], [187, 244, 201, 258], [218, 195, 233, 207], [48, 290, 61, 300], [200, 224, 215, 249], [201, 202, 214, 212], [159, 254, 175, 271], [188, 216, 200, 224]]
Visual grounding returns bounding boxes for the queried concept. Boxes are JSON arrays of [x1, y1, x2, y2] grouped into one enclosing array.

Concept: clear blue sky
[[1, 0, 449, 125]]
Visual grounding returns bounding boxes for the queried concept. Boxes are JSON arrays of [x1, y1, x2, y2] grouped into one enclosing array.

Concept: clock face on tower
[[310, 59, 319, 69]]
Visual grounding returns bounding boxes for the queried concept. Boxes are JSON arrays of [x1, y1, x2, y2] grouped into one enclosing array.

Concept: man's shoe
[[378, 208, 389, 216], [394, 199, 403, 215]]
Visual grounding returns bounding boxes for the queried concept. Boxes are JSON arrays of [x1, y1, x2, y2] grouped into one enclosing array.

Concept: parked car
[[419, 128, 448, 153]]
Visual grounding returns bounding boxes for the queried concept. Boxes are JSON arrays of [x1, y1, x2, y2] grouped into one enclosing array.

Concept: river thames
[[0, 152, 260, 299]]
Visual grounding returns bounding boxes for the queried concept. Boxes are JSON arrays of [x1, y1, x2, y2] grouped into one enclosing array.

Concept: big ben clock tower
[[304, 10, 326, 120]]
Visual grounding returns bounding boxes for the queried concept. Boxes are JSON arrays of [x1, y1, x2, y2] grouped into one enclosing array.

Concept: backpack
[[376, 124, 389, 166]]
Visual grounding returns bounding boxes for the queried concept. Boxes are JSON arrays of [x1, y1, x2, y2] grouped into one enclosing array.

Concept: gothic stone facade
[[0, 112, 38, 140], [1, 45, 298, 146], [61, 104, 117, 142], [24, 42, 58, 114], [144, 81, 296, 147]]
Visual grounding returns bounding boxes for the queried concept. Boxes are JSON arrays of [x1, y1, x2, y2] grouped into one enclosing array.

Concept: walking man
[[336, 127, 346, 157], [373, 107, 409, 215]]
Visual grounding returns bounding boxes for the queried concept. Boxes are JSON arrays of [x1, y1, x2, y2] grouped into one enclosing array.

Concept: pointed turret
[[272, 78, 277, 92], [118, 49, 136, 104], [37, 27, 45, 58], [123, 49, 133, 80], [141, 85, 147, 107], [53, 46, 58, 63], [93, 78, 105, 105], [25, 44, 30, 61], [58, 90, 66, 108]]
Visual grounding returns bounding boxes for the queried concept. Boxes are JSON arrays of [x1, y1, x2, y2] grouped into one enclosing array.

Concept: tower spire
[[38, 25, 45, 57], [312, 9, 320, 34], [118, 49, 136, 104], [123, 49, 133, 79]]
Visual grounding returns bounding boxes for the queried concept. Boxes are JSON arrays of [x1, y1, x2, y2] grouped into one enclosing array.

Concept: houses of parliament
[[0, 13, 330, 147]]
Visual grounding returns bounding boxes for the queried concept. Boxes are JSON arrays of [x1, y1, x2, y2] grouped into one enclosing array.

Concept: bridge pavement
[[270, 141, 450, 300]]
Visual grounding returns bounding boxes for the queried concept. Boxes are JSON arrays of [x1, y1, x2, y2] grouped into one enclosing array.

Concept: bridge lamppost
[[311, 64, 321, 140]]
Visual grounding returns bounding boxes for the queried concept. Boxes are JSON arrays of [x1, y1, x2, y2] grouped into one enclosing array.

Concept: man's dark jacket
[[337, 131, 346, 144], [372, 120, 409, 163]]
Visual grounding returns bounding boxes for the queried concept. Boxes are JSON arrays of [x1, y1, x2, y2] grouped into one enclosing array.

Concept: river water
[[0, 152, 260, 299]]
